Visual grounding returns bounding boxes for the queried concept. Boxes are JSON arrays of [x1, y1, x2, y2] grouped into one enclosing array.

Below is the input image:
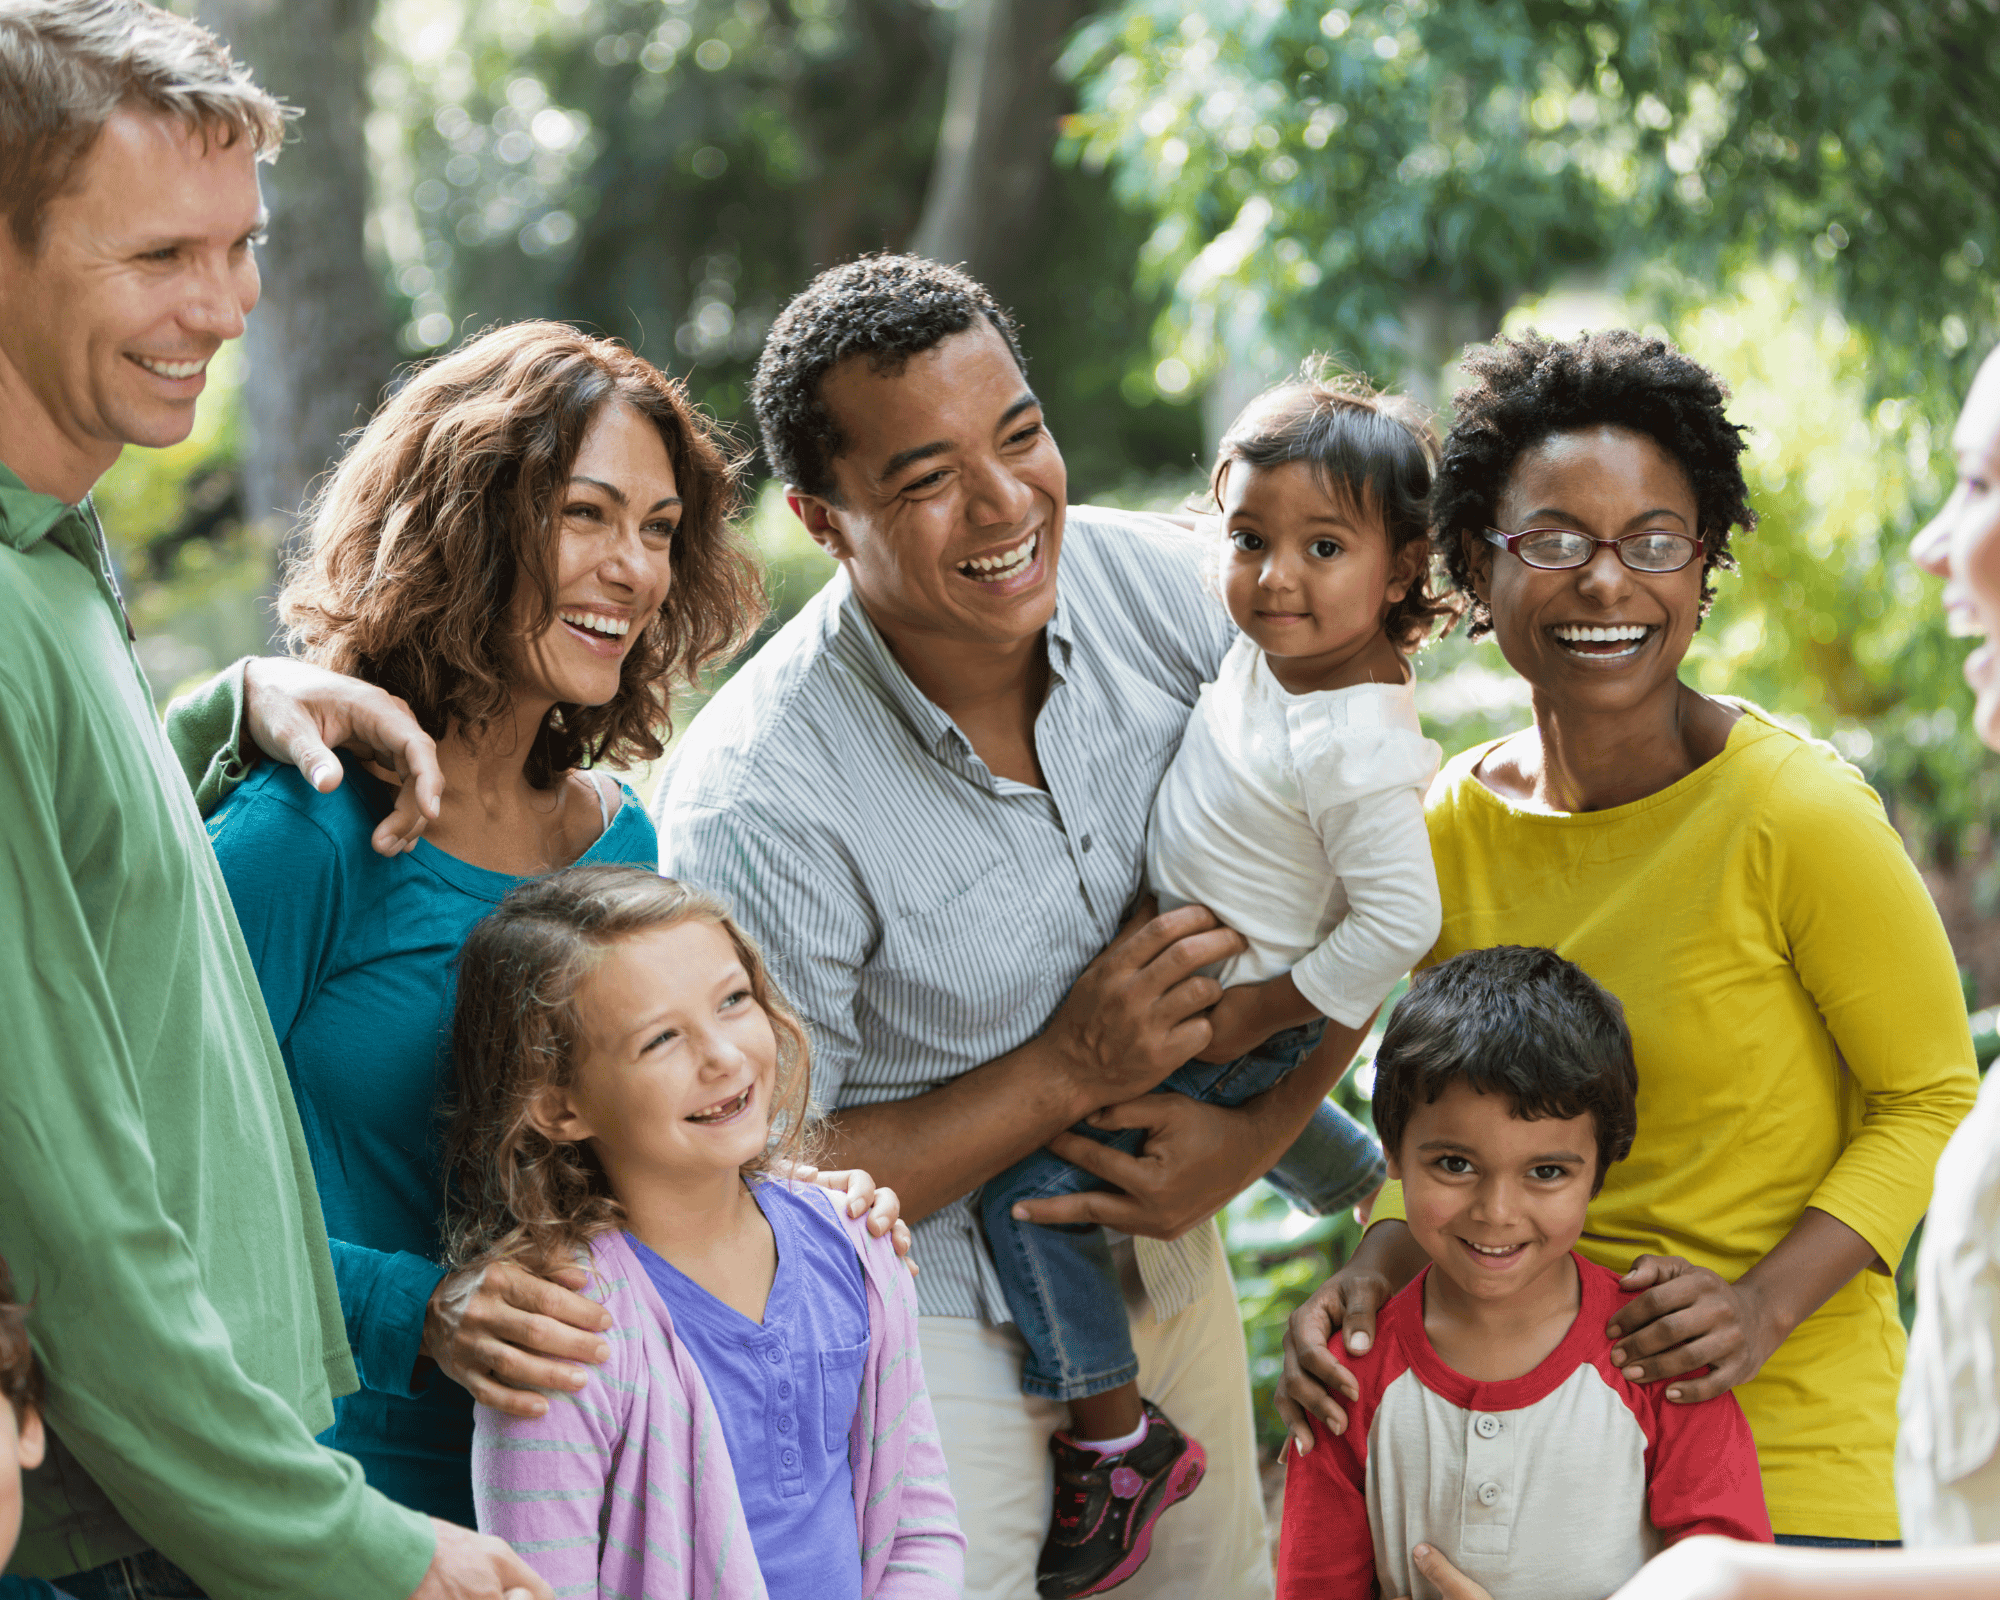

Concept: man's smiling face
[[0, 104, 264, 500], [788, 318, 1068, 653]]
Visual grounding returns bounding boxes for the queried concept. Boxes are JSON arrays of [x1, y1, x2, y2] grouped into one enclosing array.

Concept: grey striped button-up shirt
[[653, 506, 1235, 1319]]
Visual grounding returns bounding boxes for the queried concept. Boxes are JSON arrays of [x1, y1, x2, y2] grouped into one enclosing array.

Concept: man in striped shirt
[[654, 257, 1358, 1600]]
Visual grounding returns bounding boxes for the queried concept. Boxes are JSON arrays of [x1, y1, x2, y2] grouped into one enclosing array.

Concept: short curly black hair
[[1436, 329, 1755, 638], [751, 254, 1027, 501]]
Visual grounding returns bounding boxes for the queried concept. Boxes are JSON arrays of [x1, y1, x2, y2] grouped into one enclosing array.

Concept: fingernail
[[1624, 1365, 1644, 1380], [311, 762, 337, 788], [1665, 1387, 1682, 1401], [1348, 1331, 1370, 1352], [1414, 1545, 1431, 1561], [1012, 1204, 1029, 1221], [1609, 1347, 1625, 1364]]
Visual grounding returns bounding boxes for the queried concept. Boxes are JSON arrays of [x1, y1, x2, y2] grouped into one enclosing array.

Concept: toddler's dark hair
[[0, 1256, 41, 1425], [1371, 946, 1637, 1193], [1211, 365, 1459, 653]]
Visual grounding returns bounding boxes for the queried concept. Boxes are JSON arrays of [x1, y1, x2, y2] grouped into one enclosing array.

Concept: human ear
[[17, 1404, 44, 1472], [786, 490, 854, 561], [1384, 1147, 1404, 1182], [1386, 535, 1429, 605], [527, 1083, 594, 1147], [1460, 528, 1494, 603]]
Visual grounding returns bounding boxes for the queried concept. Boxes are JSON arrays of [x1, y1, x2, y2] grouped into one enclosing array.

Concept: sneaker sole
[[1070, 1441, 1208, 1597]]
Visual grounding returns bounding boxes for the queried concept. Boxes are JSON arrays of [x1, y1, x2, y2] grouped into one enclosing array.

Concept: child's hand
[[1193, 973, 1315, 1063]]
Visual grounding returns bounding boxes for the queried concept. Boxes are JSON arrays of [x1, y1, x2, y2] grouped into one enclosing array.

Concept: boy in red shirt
[[1277, 946, 1770, 1599]]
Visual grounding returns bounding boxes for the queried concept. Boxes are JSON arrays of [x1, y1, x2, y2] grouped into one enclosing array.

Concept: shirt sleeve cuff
[[163, 656, 259, 815], [1369, 1179, 1408, 1227], [354, 1250, 449, 1400]]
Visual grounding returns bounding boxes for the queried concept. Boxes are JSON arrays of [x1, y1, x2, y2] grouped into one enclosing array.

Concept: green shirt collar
[[0, 459, 80, 552]]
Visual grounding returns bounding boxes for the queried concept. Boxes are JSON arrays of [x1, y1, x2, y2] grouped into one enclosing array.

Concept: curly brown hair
[[443, 865, 821, 1277], [0, 1255, 41, 1425], [280, 320, 764, 788], [1210, 365, 1460, 653]]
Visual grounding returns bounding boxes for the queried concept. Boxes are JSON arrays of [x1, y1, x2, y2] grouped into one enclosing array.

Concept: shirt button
[[1081, 834, 1093, 852], [1474, 1413, 1501, 1439], [778, 1415, 791, 1433], [778, 1382, 792, 1399], [782, 1450, 796, 1467], [766, 1348, 782, 1364], [1477, 1481, 1502, 1507]]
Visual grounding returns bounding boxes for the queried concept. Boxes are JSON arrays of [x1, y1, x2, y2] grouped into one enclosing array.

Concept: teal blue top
[[206, 756, 657, 1522]]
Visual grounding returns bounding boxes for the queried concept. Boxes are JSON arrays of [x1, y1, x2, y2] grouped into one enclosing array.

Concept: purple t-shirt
[[628, 1181, 869, 1600]]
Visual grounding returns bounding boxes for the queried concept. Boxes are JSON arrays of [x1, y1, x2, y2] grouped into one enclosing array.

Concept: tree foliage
[[1062, 0, 2000, 413]]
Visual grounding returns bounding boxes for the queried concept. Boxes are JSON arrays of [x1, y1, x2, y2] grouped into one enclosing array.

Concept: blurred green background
[[126, 0, 1999, 1462]]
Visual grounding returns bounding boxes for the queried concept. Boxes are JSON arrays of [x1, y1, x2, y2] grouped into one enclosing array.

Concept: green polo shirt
[[0, 464, 433, 1597]]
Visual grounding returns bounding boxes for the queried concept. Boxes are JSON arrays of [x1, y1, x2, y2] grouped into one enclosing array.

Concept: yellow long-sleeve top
[[1371, 703, 1977, 1540]]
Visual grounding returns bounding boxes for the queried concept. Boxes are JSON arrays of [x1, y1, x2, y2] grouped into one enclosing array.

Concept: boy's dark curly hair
[[1436, 329, 1755, 638], [1372, 945, 1638, 1195], [1212, 366, 1460, 653], [751, 253, 1026, 501]]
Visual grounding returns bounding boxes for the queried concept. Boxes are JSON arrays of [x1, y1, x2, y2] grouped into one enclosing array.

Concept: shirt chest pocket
[[820, 1338, 870, 1452], [869, 862, 1059, 1036]]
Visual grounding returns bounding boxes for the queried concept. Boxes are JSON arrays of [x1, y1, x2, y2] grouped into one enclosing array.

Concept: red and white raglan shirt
[[1277, 1255, 1771, 1600]]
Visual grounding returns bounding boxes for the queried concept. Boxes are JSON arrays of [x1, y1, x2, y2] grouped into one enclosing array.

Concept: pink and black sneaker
[[1035, 1400, 1207, 1598]]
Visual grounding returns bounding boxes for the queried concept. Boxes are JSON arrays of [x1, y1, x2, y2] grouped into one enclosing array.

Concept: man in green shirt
[[0, 5, 546, 1598]]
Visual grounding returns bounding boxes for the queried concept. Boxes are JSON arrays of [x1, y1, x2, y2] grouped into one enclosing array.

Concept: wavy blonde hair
[[280, 320, 763, 788], [444, 865, 820, 1275]]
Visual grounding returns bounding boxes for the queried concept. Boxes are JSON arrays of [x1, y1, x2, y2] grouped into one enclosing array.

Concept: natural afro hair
[[751, 253, 1026, 500], [1436, 329, 1754, 638]]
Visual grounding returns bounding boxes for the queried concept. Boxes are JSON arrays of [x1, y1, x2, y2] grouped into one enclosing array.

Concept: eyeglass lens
[[1517, 529, 1699, 572]]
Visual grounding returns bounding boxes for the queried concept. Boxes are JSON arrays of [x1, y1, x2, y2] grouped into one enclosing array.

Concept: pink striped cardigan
[[472, 1184, 965, 1598]]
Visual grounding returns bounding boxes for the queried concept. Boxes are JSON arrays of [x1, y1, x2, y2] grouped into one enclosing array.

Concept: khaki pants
[[919, 1223, 1273, 1600]]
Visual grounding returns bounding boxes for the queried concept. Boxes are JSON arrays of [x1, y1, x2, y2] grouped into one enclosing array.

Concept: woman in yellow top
[[1274, 328, 1978, 1548]]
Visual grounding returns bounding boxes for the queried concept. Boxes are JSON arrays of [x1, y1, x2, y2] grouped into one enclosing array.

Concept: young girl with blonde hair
[[449, 864, 963, 1599]]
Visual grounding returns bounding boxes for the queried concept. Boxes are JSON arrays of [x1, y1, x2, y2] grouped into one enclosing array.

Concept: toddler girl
[[979, 374, 1450, 1599], [447, 864, 963, 1599]]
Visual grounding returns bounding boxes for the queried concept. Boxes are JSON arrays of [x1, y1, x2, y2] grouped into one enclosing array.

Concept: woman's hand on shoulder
[[422, 1260, 614, 1417], [1606, 1254, 1777, 1403], [782, 1162, 917, 1273]]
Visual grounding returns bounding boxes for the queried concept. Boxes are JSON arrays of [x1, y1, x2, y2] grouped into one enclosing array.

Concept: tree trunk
[[909, 0, 1092, 304], [198, 0, 390, 638]]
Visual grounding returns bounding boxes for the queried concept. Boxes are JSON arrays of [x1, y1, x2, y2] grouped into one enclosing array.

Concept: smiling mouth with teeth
[[957, 531, 1038, 582], [133, 355, 208, 381], [1550, 623, 1654, 657], [559, 609, 633, 639], [1464, 1240, 1525, 1257], [686, 1086, 751, 1124]]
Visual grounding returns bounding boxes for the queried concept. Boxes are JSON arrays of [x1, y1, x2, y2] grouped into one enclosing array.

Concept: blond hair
[[0, 0, 289, 249], [444, 866, 822, 1276]]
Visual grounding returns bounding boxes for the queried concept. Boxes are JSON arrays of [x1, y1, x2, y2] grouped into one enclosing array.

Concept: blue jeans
[[978, 1021, 1385, 1401], [51, 1552, 204, 1600]]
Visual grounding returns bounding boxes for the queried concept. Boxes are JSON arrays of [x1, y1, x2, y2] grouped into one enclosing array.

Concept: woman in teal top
[[206, 320, 763, 1522]]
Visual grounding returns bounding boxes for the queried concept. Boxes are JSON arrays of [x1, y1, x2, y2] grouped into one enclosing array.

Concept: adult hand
[[422, 1261, 612, 1418], [1388, 1545, 1495, 1600], [1274, 1265, 1378, 1447], [409, 1518, 553, 1600], [1606, 1254, 1777, 1403], [1009, 1091, 1270, 1242], [241, 656, 443, 856], [783, 1161, 916, 1271], [1607, 1537, 1765, 1600], [1042, 900, 1246, 1109], [1273, 1220, 1427, 1449]]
